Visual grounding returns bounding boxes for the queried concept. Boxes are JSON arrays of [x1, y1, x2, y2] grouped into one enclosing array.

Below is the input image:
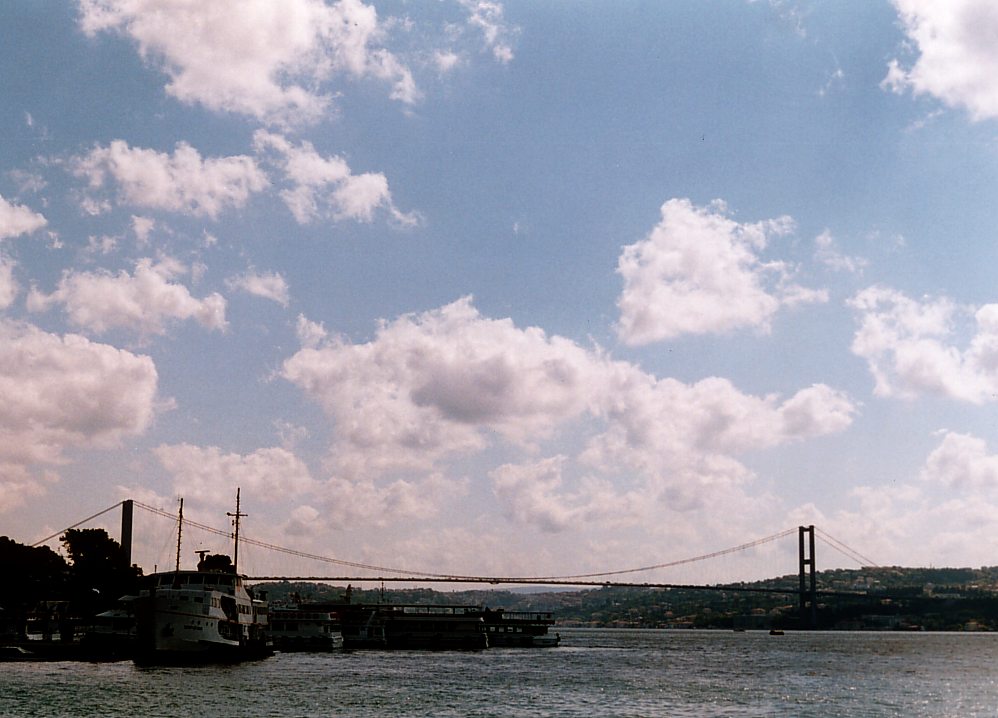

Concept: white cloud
[[490, 456, 643, 533], [226, 269, 290, 307], [253, 131, 419, 226], [0, 195, 47, 239], [0, 255, 18, 310], [885, 0, 998, 120], [811, 432, 998, 569], [27, 256, 227, 337], [295, 313, 328, 349], [73, 140, 268, 218], [0, 319, 159, 510], [458, 0, 516, 63], [78, 0, 418, 125], [433, 50, 461, 73], [154, 443, 315, 508], [131, 215, 155, 246], [814, 230, 867, 274], [616, 198, 825, 346], [282, 297, 854, 531], [921, 432, 998, 490], [314, 473, 461, 528], [849, 285, 998, 402]]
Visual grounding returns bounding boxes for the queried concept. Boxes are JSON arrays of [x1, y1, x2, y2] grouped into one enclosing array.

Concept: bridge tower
[[120, 499, 134, 568], [798, 525, 817, 629]]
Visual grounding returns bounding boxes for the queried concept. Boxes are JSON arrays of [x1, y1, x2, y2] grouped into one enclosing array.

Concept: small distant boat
[[769, 629, 785, 636]]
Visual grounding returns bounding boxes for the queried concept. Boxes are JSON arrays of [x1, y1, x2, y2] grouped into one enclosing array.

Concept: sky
[[4, 0, 998, 585]]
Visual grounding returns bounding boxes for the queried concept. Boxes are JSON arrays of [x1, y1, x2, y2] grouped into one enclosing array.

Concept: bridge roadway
[[246, 575, 868, 598]]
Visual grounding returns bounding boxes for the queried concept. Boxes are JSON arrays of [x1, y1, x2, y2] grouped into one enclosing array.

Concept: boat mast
[[227, 487, 245, 573], [175, 497, 184, 572]]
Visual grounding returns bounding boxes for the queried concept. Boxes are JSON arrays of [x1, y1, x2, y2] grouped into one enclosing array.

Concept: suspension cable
[[30, 501, 125, 547], [520, 527, 800, 581], [815, 527, 879, 568], [134, 500, 797, 582]]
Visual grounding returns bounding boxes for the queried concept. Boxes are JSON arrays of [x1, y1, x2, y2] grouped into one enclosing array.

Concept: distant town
[[259, 565, 998, 633]]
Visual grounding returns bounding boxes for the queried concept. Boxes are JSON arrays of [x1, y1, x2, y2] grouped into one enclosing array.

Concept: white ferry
[[134, 564, 271, 663], [133, 492, 271, 664]]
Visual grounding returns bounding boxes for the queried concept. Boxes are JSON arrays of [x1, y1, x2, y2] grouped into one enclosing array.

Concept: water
[[3, 629, 997, 717]]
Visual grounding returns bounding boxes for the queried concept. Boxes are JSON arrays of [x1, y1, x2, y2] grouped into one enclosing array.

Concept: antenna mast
[[227, 488, 246, 573], [175, 497, 184, 572]]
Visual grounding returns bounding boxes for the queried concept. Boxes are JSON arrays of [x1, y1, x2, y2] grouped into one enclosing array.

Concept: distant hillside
[[253, 565, 998, 631]]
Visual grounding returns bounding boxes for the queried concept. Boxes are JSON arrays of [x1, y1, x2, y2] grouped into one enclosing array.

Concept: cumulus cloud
[[490, 456, 643, 533], [77, 0, 418, 125], [849, 285, 998, 402], [73, 140, 268, 218], [27, 256, 227, 337], [0, 319, 159, 509], [616, 198, 826, 346], [226, 269, 290, 307], [921, 432, 998, 490], [0, 194, 47, 239], [884, 0, 998, 121], [154, 443, 315, 508], [253, 131, 418, 226], [282, 297, 854, 531], [315, 473, 461, 528], [812, 434, 998, 569]]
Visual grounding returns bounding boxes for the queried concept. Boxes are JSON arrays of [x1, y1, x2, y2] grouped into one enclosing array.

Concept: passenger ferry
[[480, 608, 560, 647], [133, 492, 271, 664], [269, 605, 343, 651]]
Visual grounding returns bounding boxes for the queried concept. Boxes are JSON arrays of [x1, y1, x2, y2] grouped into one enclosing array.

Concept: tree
[[61, 528, 141, 615], [0, 536, 69, 610], [0, 536, 69, 637]]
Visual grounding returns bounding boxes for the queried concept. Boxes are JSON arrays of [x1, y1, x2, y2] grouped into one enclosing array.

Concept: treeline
[[0, 531, 141, 632]]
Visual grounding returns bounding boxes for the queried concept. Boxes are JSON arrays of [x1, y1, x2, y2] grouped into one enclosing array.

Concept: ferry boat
[[133, 492, 272, 664], [480, 608, 560, 647], [310, 601, 488, 649], [268, 605, 344, 651]]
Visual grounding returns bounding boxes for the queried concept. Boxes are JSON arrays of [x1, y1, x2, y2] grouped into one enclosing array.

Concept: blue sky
[[4, 0, 998, 583]]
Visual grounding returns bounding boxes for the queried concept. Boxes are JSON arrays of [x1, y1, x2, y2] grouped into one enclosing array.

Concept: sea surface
[[3, 628, 997, 717]]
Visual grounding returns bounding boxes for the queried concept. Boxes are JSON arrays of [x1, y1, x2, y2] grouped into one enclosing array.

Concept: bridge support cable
[[131, 499, 798, 583], [815, 527, 879, 568], [518, 527, 799, 582], [30, 501, 125, 548]]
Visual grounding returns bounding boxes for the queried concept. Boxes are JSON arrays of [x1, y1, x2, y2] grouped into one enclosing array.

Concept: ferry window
[[194, 597, 203, 603]]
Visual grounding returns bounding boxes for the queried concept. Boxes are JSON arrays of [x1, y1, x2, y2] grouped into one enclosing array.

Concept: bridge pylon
[[798, 525, 817, 629]]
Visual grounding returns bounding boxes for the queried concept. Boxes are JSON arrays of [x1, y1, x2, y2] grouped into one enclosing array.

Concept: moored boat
[[133, 491, 271, 664], [480, 608, 560, 647], [269, 605, 344, 651]]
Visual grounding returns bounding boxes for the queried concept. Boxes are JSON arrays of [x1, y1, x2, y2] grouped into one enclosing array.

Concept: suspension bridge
[[31, 498, 880, 628]]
